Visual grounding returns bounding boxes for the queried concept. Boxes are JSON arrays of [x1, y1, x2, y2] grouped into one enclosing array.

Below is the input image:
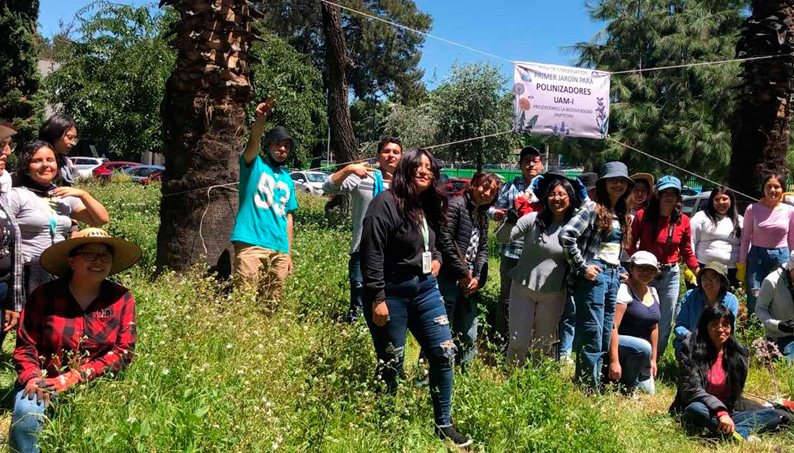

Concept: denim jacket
[[673, 288, 739, 355]]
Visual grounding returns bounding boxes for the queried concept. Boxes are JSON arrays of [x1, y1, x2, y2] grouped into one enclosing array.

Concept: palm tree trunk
[[156, 0, 262, 277], [729, 1, 794, 205]]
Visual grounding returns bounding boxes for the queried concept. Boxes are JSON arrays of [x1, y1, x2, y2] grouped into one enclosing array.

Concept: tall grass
[[0, 179, 791, 452]]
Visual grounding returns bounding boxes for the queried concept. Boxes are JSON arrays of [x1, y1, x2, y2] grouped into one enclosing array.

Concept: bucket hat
[[698, 261, 729, 288], [598, 161, 634, 187]]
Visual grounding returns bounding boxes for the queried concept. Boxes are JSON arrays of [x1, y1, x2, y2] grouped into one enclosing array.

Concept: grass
[[0, 179, 791, 451]]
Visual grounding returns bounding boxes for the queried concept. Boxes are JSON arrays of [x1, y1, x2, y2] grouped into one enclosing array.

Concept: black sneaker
[[435, 425, 473, 447]]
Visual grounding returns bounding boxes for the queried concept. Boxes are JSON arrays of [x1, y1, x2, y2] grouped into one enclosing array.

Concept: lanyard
[[420, 214, 430, 252]]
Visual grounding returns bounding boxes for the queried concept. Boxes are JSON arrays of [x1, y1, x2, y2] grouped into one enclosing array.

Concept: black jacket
[[360, 190, 443, 303], [670, 336, 748, 416], [438, 194, 489, 286]]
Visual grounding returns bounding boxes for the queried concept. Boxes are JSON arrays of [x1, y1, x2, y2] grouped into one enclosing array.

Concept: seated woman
[[670, 305, 787, 441], [9, 228, 140, 453], [757, 252, 794, 359], [607, 251, 660, 394], [673, 262, 739, 358]]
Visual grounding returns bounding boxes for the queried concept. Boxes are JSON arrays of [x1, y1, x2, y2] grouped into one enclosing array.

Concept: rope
[[318, 0, 516, 65], [605, 136, 760, 202], [609, 54, 787, 75], [424, 130, 513, 150], [198, 184, 238, 256]]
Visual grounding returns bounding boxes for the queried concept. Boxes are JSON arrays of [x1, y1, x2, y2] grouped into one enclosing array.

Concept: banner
[[513, 62, 611, 140]]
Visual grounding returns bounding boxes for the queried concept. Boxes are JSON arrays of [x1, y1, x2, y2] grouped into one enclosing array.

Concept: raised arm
[[243, 98, 275, 165], [51, 187, 109, 226]]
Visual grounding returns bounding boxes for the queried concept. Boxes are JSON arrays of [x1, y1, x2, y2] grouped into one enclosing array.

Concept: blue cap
[[655, 175, 681, 193]]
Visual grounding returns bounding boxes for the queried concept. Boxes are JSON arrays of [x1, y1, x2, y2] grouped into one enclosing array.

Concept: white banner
[[513, 62, 611, 140]]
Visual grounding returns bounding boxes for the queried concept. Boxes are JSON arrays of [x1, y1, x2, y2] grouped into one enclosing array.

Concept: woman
[[628, 173, 653, 214], [560, 161, 632, 390], [690, 187, 742, 289], [6, 141, 109, 296], [737, 173, 794, 315], [9, 228, 140, 453], [607, 251, 660, 395], [674, 262, 739, 357], [497, 172, 583, 365], [360, 149, 470, 447], [629, 175, 699, 360], [437, 172, 500, 369], [38, 113, 79, 186], [670, 305, 786, 440]]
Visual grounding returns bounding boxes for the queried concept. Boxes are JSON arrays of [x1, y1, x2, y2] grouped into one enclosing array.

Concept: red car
[[92, 161, 141, 180], [446, 178, 470, 197]]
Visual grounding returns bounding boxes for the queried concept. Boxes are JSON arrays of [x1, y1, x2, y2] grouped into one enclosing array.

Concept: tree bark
[[729, 1, 794, 206], [156, 0, 262, 278], [321, 2, 358, 166]]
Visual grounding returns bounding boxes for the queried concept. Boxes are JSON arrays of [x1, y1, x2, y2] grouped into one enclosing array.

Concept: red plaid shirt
[[14, 278, 136, 386]]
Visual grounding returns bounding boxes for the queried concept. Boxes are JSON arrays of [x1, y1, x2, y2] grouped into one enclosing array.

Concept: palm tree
[[156, 0, 264, 276], [729, 0, 794, 204]]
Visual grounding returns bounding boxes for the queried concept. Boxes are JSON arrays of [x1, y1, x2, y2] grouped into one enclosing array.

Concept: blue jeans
[[363, 274, 455, 426], [9, 389, 48, 453], [438, 275, 479, 369], [347, 253, 363, 321], [572, 260, 621, 390], [747, 246, 789, 315], [775, 335, 794, 360], [558, 294, 575, 357], [650, 265, 680, 360], [617, 335, 655, 393], [681, 402, 783, 440]]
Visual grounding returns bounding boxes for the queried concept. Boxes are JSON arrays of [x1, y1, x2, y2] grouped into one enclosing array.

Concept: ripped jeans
[[363, 274, 455, 426]]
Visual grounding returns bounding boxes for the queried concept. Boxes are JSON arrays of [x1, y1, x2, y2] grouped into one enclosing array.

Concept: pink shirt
[[739, 203, 794, 264], [707, 350, 730, 417]]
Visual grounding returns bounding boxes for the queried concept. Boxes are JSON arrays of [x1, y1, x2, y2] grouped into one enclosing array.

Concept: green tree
[[258, 0, 431, 105], [431, 63, 515, 170], [379, 101, 439, 150], [0, 0, 45, 142], [249, 34, 327, 167], [572, 0, 748, 180], [44, 2, 176, 160]]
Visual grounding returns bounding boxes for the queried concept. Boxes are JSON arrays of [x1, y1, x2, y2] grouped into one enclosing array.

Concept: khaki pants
[[507, 285, 566, 367], [234, 243, 290, 301]]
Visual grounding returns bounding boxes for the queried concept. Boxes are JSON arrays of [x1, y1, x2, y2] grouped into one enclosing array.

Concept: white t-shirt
[[690, 210, 743, 268], [4, 187, 83, 260]]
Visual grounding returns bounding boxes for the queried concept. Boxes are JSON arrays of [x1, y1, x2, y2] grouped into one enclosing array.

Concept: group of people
[[0, 118, 141, 453], [3, 100, 794, 450]]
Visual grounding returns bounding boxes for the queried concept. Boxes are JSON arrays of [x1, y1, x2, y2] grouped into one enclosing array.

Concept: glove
[[505, 209, 520, 225], [683, 268, 696, 284], [779, 320, 794, 334], [735, 262, 746, 285], [44, 369, 82, 395]]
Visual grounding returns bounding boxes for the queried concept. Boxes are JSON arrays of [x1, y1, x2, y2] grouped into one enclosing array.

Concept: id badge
[[421, 251, 432, 274]]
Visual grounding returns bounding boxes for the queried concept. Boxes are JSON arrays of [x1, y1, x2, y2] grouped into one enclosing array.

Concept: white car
[[290, 171, 328, 195], [69, 156, 107, 180]]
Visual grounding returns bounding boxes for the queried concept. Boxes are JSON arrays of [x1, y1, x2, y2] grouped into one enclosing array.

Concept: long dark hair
[[38, 113, 77, 145], [594, 179, 631, 248], [390, 148, 448, 229], [13, 140, 57, 188], [467, 171, 501, 223], [536, 178, 579, 231], [691, 304, 747, 402], [644, 186, 683, 239], [704, 186, 740, 238]]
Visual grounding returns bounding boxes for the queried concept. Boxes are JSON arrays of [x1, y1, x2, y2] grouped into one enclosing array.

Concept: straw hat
[[40, 228, 142, 277], [630, 173, 654, 189], [0, 122, 18, 142]]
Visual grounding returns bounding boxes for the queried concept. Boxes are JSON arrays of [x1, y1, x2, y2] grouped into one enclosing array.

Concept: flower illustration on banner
[[518, 98, 531, 111], [552, 122, 571, 136], [513, 83, 525, 96], [520, 69, 532, 82], [595, 97, 609, 138]]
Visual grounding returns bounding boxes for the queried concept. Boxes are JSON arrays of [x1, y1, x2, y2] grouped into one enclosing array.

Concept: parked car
[[125, 165, 164, 184], [290, 171, 328, 195], [93, 161, 141, 180], [68, 156, 107, 180], [682, 191, 711, 216], [446, 178, 470, 197]]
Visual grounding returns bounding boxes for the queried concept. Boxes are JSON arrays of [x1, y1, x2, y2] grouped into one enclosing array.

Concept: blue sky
[[38, 0, 604, 86]]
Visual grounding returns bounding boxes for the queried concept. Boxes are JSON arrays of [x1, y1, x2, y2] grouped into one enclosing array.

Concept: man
[[323, 137, 402, 322], [0, 122, 18, 194], [231, 99, 298, 301], [489, 146, 544, 342]]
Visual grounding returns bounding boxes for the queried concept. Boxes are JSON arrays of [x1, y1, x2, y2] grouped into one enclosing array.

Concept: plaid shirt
[[560, 200, 611, 276], [489, 176, 536, 259], [0, 200, 24, 312], [14, 278, 136, 386]]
